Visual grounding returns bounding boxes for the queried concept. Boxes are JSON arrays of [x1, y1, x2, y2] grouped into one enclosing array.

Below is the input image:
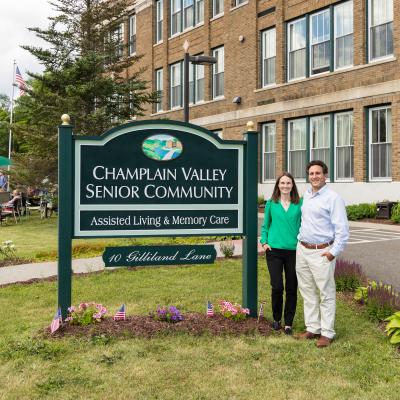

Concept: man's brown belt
[[300, 240, 334, 250]]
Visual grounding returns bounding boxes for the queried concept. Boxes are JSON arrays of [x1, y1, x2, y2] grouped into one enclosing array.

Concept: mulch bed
[[44, 313, 273, 339]]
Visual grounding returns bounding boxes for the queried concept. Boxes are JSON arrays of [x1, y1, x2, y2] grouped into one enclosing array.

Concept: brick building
[[120, 0, 399, 204]]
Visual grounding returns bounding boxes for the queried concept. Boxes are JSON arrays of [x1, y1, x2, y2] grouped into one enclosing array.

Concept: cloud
[[0, 0, 54, 97]]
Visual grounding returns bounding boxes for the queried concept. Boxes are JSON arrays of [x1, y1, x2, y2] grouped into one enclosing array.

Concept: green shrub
[[346, 203, 377, 220], [390, 203, 400, 223], [335, 259, 366, 292], [365, 283, 400, 322], [385, 311, 400, 345]]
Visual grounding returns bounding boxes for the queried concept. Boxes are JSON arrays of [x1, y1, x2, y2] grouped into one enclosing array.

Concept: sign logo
[[142, 134, 183, 161]]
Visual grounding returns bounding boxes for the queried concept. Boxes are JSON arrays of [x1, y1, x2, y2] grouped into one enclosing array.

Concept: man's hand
[[262, 244, 272, 252], [321, 251, 335, 261]]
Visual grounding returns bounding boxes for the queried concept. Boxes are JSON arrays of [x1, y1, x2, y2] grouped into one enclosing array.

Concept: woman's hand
[[262, 244, 271, 252]]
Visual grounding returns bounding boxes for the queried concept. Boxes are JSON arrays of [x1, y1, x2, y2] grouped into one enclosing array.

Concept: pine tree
[[12, 0, 158, 188]]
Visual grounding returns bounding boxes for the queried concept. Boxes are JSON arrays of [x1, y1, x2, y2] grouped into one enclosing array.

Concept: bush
[[66, 302, 107, 326], [346, 203, 377, 220], [365, 283, 400, 321], [335, 259, 366, 291], [390, 203, 400, 223], [220, 240, 235, 258], [258, 194, 265, 207], [385, 311, 400, 345], [150, 306, 183, 323]]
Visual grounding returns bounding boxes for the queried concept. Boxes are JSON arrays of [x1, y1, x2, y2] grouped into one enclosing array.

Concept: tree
[[0, 94, 10, 157], [12, 0, 158, 188]]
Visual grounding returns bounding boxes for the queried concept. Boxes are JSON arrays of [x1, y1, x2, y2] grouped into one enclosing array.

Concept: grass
[[0, 213, 210, 262], [0, 258, 399, 399]]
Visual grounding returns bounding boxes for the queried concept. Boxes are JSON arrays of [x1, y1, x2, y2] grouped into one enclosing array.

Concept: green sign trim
[[73, 121, 244, 237]]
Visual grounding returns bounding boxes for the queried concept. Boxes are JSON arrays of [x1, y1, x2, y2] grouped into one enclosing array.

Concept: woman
[[260, 172, 302, 335]]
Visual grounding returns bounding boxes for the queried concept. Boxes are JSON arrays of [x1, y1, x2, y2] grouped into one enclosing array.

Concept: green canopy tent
[[0, 156, 11, 167]]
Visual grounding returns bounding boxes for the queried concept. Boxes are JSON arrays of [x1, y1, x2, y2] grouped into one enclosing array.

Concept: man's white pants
[[296, 242, 336, 339]]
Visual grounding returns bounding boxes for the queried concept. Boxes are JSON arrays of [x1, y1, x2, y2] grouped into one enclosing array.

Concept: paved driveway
[[258, 217, 400, 291]]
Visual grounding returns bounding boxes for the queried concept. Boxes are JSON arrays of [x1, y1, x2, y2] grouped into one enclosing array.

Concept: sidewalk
[[1, 221, 399, 286]]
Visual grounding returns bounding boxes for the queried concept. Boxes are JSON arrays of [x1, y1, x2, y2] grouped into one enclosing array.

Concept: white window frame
[[368, 0, 394, 62], [334, 0, 353, 70], [334, 111, 354, 182], [171, 0, 182, 36], [183, 0, 194, 30], [287, 17, 307, 81], [155, 68, 163, 112], [129, 15, 136, 56], [156, 0, 163, 43], [212, 0, 224, 18], [111, 23, 124, 58], [310, 115, 331, 174], [195, 0, 204, 25], [261, 28, 276, 87], [212, 46, 224, 99], [170, 62, 182, 109], [369, 106, 392, 181], [288, 118, 307, 181], [233, 0, 247, 7], [310, 9, 331, 75], [262, 123, 276, 182]]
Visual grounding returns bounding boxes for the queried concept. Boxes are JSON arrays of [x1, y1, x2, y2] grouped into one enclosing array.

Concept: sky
[[0, 0, 54, 98]]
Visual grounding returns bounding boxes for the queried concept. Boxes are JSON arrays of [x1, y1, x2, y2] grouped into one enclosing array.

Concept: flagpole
[[7, 60, 16, 191]]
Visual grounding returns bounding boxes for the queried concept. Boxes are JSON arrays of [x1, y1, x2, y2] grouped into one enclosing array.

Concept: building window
[[369, 106, 392, 180], [334, 0, 353, 69], [170, 0, 203, 36], [195, 0, 204, 24], [261, 28, 276, 87], [212, 0, 224, 17], [310, 9, 330, 75], [288, 18, 306, 81], [170, 62, 182, 108], [171, 0, 182, 36], [233, 0, 247, 6], [335, 112, 354, 180], [212, 46, 224, 98], [262, 123, 276, 181], [155, 69, 163, 112], [110, 23, 124, 58], [368, 0, 393, 61], [288, 118, 307, 180], [156, 0, 163, 43], [129, 15, 136, 55], [310, 115, 331, 168], [188, 60, 204, 104], [183, 0, 194, 30]]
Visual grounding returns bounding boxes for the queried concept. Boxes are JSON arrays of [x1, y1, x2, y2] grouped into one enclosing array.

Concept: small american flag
[[206, 301, 214, 317], [50, 308, 62, 333], [113, 304, 126, 321], [15, 66, 26, 96]]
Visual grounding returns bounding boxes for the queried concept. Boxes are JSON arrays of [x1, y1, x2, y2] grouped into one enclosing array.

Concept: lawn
[[0, 258, 399, 399], [0, 214, 209, 261]]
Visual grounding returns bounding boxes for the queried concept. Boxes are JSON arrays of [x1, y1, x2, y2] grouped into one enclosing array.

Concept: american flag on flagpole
[[113, 304, 126, 321], [50, 308, 62, 333], [206, 301, 214, 317], [15, 66, 26, 96]]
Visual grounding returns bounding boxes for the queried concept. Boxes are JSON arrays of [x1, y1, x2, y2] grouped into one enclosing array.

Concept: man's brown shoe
[[296, 331, 320, 340], [316, 335, 333, 348]]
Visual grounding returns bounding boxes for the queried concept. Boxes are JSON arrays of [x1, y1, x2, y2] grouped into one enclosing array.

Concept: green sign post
[[57, 116, 258, 318]]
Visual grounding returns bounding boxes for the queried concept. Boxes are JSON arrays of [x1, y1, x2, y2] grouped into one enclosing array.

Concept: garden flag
[[206, 301, 214, 317], [50, 308, 62, 333], [15, 66, 26, 96], [113, 304, 126, 321]]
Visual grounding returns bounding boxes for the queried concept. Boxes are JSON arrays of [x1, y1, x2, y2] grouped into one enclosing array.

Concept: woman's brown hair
[[270, 172, 300, 204]]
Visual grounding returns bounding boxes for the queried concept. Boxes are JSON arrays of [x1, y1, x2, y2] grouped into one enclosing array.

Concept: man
[[296, 160, 349, 348], [0, 171, 7, 191]]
